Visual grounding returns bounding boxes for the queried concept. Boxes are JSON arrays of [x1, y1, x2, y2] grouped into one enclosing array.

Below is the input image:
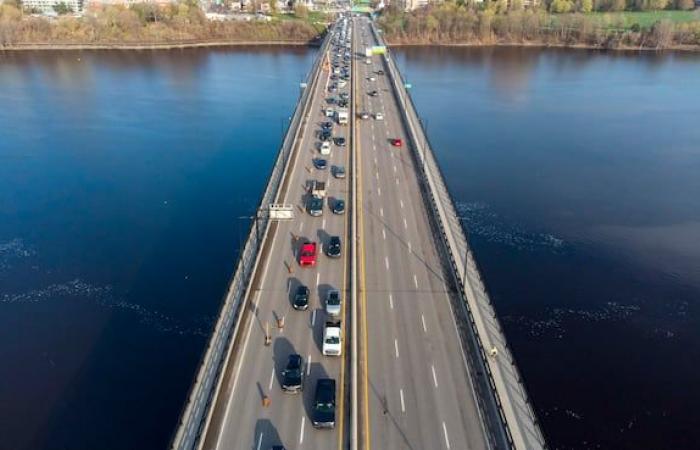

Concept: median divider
[[170, 28, 334, 450], [369, 21, 547, 450]]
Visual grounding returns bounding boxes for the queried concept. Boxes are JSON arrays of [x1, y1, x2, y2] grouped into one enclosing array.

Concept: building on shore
[[21, 0, 85, 13]]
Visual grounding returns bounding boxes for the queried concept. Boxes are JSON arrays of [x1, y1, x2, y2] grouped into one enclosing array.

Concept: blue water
[[0, 47, 315, 450], [394, 47, 700, 449]]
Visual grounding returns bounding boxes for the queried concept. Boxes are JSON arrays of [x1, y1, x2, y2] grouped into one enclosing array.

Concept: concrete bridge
[[171, 14, 546, 450]]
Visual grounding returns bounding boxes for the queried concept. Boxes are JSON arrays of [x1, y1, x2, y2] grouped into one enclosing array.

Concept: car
[[321, 121, 333, 131], [332, 165, 346, 179], [338, 99, 348, 108], [374, 112, 384, 120], [368, 76, 376, 81], [320, 141, 331, 155], [332, 199, 345, 215], [323, 320, 342, 356], [339, 92, 349, 101], [377, 69, 385, 75], [334, 137, 346, 147], [313, 158, 328, 170], [326, 236, 342, 258], [299, 241, 317, 267], [293, 285, 309, 310], [368, 90, 378, 97], [359, 112, 369, 120], [281, 354, 304, 393], [390, 138, 403, 147], [320, 130, 332, 141], [326, 97, 336, 105], [312, 378, 336, 429], [307, 195, 323, 217], [326, 289, 341, 316]]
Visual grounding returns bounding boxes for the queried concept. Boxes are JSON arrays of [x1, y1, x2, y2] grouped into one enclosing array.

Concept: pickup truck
[[310, 180, 326, 198], [299, 241, 317, 267], [323, 320, 342, 356]]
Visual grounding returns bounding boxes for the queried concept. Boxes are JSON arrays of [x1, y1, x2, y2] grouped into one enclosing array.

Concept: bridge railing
[[370, 23, 546, 450], [170, 29, 333, 450]]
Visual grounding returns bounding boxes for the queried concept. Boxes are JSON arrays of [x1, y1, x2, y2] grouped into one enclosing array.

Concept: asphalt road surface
[[353, 16, 491, 450]]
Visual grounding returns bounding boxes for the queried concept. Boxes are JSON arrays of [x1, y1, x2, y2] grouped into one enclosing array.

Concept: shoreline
[[385, 40, 700, 53], [0, 39, 320, 52], [2, 38, 698, 53]]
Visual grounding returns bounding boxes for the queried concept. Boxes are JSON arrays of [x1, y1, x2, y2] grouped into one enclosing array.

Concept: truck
[[322, 320, 342, 356], [310, 180, 326, 198], [336, 109, 349, 125]]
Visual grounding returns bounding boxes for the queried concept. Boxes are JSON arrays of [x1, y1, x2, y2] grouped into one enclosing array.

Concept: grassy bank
[[377, 3, 700, 50], [0, 1, 326, 49]]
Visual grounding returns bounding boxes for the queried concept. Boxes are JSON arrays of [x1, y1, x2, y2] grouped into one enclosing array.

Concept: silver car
[[326, 289, 341, 317]]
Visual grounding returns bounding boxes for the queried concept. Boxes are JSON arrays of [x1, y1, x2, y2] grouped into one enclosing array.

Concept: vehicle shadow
[[289, 233, 308, 261], [303, 362, 330, 425], [273, 336, 296, 391], [252, 418, 283, 450], [316, 228, 331, 251]]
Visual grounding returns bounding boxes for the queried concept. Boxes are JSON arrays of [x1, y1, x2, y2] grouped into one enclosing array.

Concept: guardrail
[[170, 28, 334, 450], [370, 22, 547, 450]]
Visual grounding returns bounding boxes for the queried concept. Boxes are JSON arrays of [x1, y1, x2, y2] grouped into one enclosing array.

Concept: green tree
[[578, 0, 593, 12], [53, 2, 73, 14], [550, 0, 574, 12]]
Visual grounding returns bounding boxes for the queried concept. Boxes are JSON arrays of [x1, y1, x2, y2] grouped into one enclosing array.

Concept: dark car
[[320, 130, 332, 142], [377, 69, 385, 75], [307, 196, 323, 216], [368, 90, 378, 97], [312, 378, 336, 429], [326, 97, 336, 105], [332, 165, 346, 179], [293, 285, 309, 310], [282, 354, 304, 393], [321, 121, 333, 130], [332, 199, 345, 215], [339, 92, 349, 101], [334, 137, 346, 147], [338, 99, 348, 108], [313, 158, 328, 170], [326, 236, 341, 258]]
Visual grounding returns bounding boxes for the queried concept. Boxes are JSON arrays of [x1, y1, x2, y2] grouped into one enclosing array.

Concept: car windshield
[[286, 367, 301, 377], [316, 403, 334, 412], [325, 337, 340, 344], [328, 293, 340, 305]]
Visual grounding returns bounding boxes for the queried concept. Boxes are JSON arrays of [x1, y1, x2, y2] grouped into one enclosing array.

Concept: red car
[[299, 242, 317, 267], [390, 138, 403, 147]]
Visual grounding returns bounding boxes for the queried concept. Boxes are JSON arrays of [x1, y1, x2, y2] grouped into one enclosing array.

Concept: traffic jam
[[281, 16, 352, 436]]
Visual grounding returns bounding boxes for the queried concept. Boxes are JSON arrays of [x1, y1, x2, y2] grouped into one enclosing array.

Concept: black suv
[[312, 378, 336, 428], [326, 236, 342, 258], [320, 130, 332, 142], [334, 137, 346, 147], [281, 354, 304, 393], [293, 285, 309, 310], [307, 196, 323, 216]]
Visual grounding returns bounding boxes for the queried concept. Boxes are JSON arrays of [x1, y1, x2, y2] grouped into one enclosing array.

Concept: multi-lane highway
[[353, 17, 491, 450], [199, 20, 352, 450]]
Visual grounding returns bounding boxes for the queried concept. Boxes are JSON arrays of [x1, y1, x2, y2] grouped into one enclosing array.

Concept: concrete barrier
[[169, 29, 334, 450], [370, 21, 547, 450]]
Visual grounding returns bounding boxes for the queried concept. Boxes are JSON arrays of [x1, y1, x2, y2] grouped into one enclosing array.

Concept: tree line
[[0, 0, 322, 47], [377, 2, 700, 50]]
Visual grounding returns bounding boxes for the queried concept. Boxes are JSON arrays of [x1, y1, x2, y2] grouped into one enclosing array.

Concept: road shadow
[[273, 336, 296, 391], [368, 379, 416, 450], [289, 233, 309, 261], [252, 419, 283, 450]]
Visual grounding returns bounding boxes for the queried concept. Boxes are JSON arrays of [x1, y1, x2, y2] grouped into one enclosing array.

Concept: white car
[[368, 76, 376, 82], [320, 141, 331, 155], [374, 112, 384, 120], [322, 320, 342, 356]]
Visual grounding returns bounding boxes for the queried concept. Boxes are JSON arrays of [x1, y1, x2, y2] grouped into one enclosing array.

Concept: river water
[[0, 46, 698, 450]]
